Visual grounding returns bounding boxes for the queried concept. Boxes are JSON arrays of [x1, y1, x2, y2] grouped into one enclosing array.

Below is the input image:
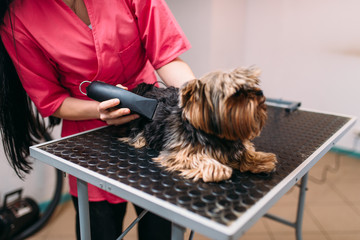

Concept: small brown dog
[[120, 67, 277, 182]]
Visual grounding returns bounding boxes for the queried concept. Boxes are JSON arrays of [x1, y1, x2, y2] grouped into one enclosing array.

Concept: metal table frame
[[30, 108, 356, 240]]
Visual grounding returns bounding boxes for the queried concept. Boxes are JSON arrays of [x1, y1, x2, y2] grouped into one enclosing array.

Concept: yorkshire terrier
[[120, 67, 277, 182]]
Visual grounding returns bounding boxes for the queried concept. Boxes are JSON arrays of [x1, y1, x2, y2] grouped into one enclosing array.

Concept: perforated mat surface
[[36, 106, 351, 226]]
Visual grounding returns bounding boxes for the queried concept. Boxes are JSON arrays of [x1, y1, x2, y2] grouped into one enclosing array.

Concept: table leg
[[171, 223, 185, 240], [295, 172, 309, 240], [77, 179, 91, 240]]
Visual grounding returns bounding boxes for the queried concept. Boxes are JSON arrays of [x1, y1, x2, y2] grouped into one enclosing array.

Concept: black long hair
[[0, 0, 60, 179]]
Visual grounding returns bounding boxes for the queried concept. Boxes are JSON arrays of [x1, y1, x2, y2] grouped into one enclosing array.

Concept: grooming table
[[30, 106, 355, 240]]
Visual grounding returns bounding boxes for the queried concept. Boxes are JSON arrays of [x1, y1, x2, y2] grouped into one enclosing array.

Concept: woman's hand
[[97, 84, 139, 125], [98, 98, 139, 125]]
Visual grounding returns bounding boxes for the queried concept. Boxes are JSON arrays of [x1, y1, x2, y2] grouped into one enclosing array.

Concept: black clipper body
[[85, 81, 158, 119]]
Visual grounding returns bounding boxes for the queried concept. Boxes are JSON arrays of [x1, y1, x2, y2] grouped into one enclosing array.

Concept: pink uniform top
[[1, 0, 191, 203]]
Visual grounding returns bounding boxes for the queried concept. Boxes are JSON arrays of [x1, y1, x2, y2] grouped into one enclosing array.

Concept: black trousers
[[71, 196, 171, 240]]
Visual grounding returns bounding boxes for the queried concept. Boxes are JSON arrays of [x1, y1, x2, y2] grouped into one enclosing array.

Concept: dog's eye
[[234, 89, 263, 97], [233, 89, 242, 96], [255, 90, 263, 96]]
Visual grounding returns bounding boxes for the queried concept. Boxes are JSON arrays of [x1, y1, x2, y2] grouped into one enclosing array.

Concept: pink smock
[[1, 0, 191, 203]]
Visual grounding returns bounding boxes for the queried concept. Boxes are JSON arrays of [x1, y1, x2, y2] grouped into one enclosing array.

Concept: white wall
[[166, 0, 247, 75]]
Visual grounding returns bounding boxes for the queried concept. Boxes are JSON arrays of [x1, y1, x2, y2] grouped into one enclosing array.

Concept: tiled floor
[[28, 152, 360, 240]]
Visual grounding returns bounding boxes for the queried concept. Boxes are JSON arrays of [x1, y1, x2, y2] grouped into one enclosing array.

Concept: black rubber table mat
[[37, 106, 351, 226]]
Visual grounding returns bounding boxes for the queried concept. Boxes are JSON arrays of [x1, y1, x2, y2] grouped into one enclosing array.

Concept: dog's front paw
[[255, 152, 277, 173], [202, 163, 233, 182], [118, 132, 147, 148], [241, 152, 277, 173], [180, 160, 233, 182]]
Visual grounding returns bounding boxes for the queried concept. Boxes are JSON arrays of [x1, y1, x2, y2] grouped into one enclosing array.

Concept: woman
[[0, 0, 195, 239]]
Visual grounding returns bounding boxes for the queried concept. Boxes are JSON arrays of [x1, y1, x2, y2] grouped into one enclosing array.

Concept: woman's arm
[[53, 94, 139, 125], [52, 97, 100, 120], [156, 57, 195, 87], [53, 57, 195, 124]]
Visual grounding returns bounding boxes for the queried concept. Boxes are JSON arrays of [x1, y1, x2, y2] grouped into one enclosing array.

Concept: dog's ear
[[179, 79, 202, 108], [224, 88, 267, 141], [180, 79, 214, 133]]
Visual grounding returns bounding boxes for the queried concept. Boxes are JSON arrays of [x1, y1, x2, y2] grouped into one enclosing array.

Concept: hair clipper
[[83, 81, 158, 119]]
